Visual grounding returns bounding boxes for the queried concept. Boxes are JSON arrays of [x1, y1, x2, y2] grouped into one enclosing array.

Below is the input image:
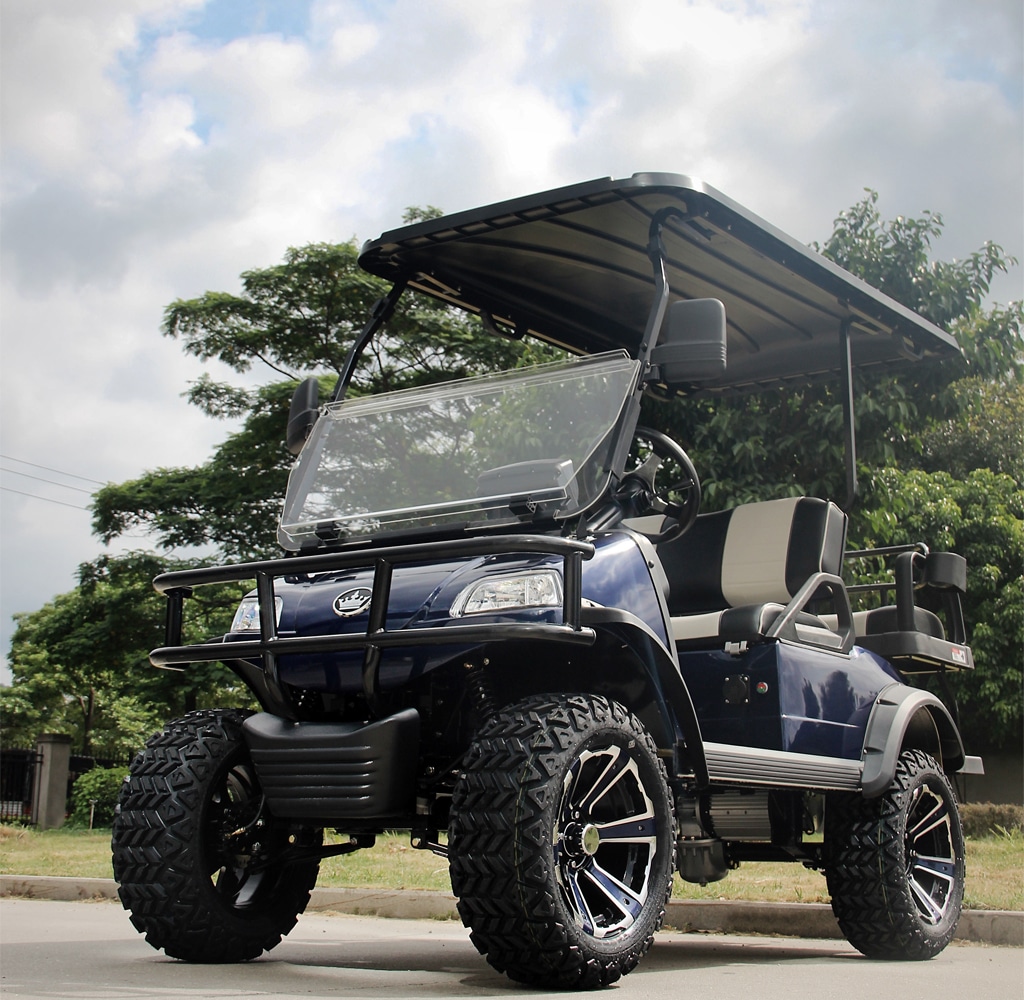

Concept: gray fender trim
[[861, 682, 965, 797]]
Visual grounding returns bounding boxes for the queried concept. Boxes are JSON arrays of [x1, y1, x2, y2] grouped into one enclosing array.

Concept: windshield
[[278, 352, 639, 549]]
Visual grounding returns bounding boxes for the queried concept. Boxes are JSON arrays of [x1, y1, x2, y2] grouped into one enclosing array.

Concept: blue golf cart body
[[114, 175, 981, 986]]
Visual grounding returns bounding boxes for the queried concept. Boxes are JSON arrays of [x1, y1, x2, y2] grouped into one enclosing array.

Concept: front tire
[[449, 693, 675, 989], [112, 709, 321, 962], [825, 748, 964, 959]]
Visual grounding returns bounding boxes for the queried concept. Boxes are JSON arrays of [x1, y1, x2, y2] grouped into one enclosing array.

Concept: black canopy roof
[[358, 173, 961, 394]]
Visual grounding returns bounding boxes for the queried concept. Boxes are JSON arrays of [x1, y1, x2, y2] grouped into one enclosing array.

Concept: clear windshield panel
[[278, 352, 640, 549]]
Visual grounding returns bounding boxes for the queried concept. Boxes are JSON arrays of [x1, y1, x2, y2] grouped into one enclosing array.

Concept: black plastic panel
[[242, 708, 421, 821]]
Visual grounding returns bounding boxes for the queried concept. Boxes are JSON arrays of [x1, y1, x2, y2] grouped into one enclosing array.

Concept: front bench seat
[[657, 496, 853, 651]]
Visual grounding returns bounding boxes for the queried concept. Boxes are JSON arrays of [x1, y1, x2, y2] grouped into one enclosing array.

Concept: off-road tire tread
[[112, 709, 320, 963], [449, 692, 674, 990], [824, 748, 964, 960]]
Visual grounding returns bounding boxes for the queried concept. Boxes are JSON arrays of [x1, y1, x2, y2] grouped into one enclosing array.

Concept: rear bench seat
[[820, 549, 973, 672]]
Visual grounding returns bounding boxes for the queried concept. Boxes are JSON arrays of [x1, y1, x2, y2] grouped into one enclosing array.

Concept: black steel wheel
[[112, 709, 321, 962], [825, 748, 964, 959], [449, 693, 675, 989]]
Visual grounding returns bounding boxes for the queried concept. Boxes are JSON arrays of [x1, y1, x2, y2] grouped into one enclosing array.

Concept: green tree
[[644, 190, 1022, 506], [920, 377, 1024, 482], [163, 239, 539, 395], [855, 468, 1023, 751], [68, 765, 129, 827], [815, 190, 1013, 331], [0, 552, 247, 756], [818, 194, 1022, 751], [92, 381, 301, 560], [93, 240, 557, 560]]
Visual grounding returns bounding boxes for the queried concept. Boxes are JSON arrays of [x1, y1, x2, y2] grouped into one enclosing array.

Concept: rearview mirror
[[650, 298, 727, 386], [286, 377, 320, 456]]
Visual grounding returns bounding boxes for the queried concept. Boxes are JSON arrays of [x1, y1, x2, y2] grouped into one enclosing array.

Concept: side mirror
[[650, 298, 727, 386], [286, 377, 320, 456]]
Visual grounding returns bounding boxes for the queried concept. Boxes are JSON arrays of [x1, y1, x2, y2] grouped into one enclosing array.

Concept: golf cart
[[113, 173, 982, 988]]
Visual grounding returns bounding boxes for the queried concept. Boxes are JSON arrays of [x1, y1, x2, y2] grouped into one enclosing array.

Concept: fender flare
[[860, 682, 965, 797], [580, 606, 708, 787]]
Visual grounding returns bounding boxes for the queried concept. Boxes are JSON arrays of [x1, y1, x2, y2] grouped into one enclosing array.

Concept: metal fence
[[0, 748, 132, 825], [0, 748, 41, 823]]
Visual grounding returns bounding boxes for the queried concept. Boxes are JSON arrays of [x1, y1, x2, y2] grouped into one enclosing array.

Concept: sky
[[2, 0, 1022, 684]]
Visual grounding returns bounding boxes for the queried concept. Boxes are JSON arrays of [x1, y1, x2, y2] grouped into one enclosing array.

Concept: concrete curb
[[2, 876, 1020, 947]]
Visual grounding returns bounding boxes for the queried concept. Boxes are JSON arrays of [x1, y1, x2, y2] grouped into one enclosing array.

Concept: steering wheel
[[617, 426, 701, 543]]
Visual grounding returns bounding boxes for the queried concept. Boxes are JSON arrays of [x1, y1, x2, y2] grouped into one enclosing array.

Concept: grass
[[0, 825, 118, 881], [2, 825, 1022, 911]]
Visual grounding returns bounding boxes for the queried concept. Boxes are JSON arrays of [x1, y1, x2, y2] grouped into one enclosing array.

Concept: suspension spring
[[463, 658, 497, 726]]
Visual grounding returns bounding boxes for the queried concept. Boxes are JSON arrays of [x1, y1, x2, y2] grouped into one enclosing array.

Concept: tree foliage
[[854, 468, 1023, 750], [92, 381, 299, 560], [0, 553, 248, 756], [644, 190, 1022, 507], [68, 765, 129, 828], [93, 240, 558, 560], [815, 192, 1022, 750], [164, 240, 543, 396], [815, 190, 1013, 330], [163, 243, 382, 379], [921, 377, 1024, 482]]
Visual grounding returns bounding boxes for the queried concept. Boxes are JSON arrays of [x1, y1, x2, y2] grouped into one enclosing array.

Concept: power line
[[0, 486, 91, 511], [0, 454, 107, 486], [1, 469, 95, 494]]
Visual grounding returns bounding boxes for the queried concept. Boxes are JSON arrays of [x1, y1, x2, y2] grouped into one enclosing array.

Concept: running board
[[703, 742, 863, 790]]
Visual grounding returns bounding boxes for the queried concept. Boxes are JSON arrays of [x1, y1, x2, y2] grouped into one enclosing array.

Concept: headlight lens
[[230, 595, 284, 633], [450, 570, 563, 617]]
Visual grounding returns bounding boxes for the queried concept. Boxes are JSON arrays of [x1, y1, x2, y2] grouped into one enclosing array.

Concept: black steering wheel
[[617, 426, 701, 543]]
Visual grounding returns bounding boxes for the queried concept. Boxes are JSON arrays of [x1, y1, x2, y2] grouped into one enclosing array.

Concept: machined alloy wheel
[[825, 748, 964, 959], [449, 693, 675, 989]]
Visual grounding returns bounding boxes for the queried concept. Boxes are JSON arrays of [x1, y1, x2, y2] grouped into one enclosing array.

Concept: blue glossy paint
[[272, 529, 668, 692], [275, 554, 481, 691], [677, 643, 902, 758], [581, 532, 670, 646], [268, 526, 900, 763]]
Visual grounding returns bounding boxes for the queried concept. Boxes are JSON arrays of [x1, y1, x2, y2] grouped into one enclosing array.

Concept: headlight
[[230, 595, 284, 633], [450, 570, 563, 617]]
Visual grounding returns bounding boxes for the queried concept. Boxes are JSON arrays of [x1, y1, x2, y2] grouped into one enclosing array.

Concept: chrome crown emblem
[[332, 587, 372, 617]]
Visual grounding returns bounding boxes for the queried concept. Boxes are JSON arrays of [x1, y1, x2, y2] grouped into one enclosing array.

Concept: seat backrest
[[658, 497, 847, 617]]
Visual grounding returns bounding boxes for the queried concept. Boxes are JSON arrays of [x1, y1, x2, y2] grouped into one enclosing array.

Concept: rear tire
[[112, 709, 321, 962], [449, 693, 675, 989], [825, 748, 964, 959]]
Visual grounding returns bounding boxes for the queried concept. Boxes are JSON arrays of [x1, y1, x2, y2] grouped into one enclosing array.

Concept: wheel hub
[[563, 821, 601, 858]]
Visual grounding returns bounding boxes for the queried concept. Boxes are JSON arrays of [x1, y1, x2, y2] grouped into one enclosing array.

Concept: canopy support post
[[840, 318, 858, 511], [330, 278, 408, 403]]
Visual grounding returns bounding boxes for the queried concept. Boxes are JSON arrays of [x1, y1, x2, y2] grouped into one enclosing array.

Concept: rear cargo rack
[[844, 544, 973, 674]]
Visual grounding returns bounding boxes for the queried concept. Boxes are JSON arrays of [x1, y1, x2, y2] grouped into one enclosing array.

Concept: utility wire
[[1, 469, 95, 494], [0, 486, 91, 510], [0, 454, 107, 486]]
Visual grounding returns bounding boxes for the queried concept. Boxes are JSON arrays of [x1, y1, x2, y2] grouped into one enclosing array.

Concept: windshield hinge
[[314, 521, 345, 543]]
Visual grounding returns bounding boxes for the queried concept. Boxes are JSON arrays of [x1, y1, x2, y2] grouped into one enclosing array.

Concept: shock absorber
[[463, 658, 497, 727]]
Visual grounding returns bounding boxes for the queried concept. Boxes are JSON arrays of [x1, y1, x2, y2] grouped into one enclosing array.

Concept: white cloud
[[2, 0, 1021, 681]]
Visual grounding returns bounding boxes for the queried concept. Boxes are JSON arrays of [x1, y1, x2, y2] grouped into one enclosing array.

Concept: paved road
[[1, 898, 1021, 999]]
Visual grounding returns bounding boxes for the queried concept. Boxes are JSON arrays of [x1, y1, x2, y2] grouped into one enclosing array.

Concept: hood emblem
[[332, 587, 373, 617]]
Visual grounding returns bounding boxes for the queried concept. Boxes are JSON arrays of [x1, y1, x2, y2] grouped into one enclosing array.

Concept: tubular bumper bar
[[150, 534, 597, 711]]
